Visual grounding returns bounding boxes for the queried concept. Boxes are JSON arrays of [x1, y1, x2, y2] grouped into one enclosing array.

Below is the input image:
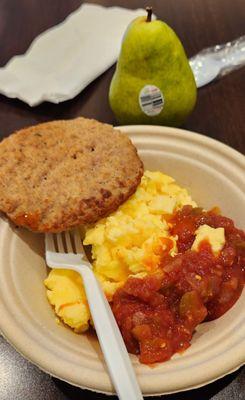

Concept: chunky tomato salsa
[[112, 206, 245, 364]]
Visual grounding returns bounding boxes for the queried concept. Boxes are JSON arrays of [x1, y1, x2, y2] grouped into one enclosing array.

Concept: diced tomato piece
[[179, 291, 207, 329]]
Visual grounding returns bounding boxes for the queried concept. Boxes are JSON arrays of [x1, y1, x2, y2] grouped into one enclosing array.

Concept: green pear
[[109, 7, 197, 126]]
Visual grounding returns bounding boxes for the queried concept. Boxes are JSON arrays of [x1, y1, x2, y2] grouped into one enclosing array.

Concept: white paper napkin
[[0, 3, 145, 106]]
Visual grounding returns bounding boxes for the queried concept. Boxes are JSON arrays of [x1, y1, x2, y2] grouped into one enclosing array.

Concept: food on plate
[[109, 7, 196, 126], [45, 170, 196, 332], [0, 117, 143, 232], [113, 206, 244, 363], [45, 170, 244, 364]]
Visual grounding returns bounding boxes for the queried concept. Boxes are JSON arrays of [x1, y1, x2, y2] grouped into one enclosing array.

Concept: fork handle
[[79, 265, 143, 400]]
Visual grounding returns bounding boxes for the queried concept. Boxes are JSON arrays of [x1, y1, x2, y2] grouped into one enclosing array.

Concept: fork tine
[[45, 233, 55, 252], [56, 233, 65, 253], [65, 231, 73, 253], [73, 228, 84, 254]]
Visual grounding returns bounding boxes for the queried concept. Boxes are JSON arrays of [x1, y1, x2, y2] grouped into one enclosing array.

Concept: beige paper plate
[[0, 126, 244, 396]]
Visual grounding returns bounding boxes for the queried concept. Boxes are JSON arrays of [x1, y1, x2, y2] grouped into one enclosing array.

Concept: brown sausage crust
[[0, 117, 143, 232]]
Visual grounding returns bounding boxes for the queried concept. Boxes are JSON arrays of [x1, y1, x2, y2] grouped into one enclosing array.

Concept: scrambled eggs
[[191, 224, 225, 255], [44, 171, 199, 332]]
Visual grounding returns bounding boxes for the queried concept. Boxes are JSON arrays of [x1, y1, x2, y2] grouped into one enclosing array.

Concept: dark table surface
[[0, 1, 244, 399]]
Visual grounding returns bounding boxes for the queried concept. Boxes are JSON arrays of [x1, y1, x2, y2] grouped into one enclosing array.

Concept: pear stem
[[146, 7, 153, 22]]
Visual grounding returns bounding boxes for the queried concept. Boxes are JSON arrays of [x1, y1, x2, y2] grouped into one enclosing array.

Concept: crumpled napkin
[[0, 3, 144, 106]]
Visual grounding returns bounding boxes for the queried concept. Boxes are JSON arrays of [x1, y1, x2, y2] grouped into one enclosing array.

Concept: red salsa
[[111, 206, 245, 364]]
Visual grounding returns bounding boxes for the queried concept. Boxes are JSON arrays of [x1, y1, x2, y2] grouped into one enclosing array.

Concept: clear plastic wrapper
[[189, 36, 245, 88]]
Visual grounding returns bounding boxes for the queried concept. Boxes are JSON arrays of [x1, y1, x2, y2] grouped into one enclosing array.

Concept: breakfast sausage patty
[[0, 117, 143, 232]]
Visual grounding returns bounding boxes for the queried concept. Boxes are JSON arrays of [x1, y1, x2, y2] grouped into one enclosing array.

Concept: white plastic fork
[[45, 229, 143, 400]]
